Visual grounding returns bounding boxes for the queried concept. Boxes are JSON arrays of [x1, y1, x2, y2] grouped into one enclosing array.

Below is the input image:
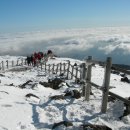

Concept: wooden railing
[[0, 58, 27, 71], [1, 56, 130, 114], [83, 56, 130, 113], [43, 61, 81, 80]]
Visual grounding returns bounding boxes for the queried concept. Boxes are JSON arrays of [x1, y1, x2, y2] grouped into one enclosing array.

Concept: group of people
[[26, 50, 53, 66]]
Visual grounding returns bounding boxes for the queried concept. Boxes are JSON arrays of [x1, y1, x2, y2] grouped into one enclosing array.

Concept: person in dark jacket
[[26, 56, 31, 66]]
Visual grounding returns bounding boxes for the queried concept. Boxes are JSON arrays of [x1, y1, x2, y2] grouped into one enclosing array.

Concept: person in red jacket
[[33, 56, 36, 67]]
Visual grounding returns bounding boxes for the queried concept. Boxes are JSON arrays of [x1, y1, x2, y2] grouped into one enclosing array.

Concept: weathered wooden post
[[6, 60, 8, 69], [17, 60, 19, 66], [24, 59, 27, 65], [71, 65, 74, 79], [48, 64, 51, 73], [85, 56, 92, 101], [63, 63, 66, 74], [2, 61, 4, 70], [21, 59, 23, 66], [45, 62, 46, 72], [67, 61, 70, 79], [12, 60, 14, 67], [0, 62, 1, 70], [55, 64, 58, 74], [41, 63, 43, 70], [52, 64, 55, 74], [81, 63, 86, 97], [101, 57, 112, 113], [75, 67, 78, 79], [60, 63, 62, 75]]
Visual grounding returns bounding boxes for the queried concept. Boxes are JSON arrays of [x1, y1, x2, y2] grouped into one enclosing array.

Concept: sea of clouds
[[0, 27, 130, 65]]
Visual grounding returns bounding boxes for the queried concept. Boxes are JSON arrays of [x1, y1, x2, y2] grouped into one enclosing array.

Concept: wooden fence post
[[85, 56, 92, 101], [48, 64, 51, 73], [21, 59, 23, 66], [56, 64, 58, 74], [17, 60, 19, 66], [52, 64, 55, 74], [41, 63, 43, 70], [6, 60, 8, 69], [60, 63, 62, 75], [71, 65, 74, 79], [45, 62, 46, 72], [101, 57, 112, 113], [0, 62, 1, 70], [81, 63, 86, 97], [63, 63, 66, 74], [75, 67, 78, 79], [24, 59, 26, 65], [12, 61, 14, 67], [2, 61, 4, 70], [67, 61, 70, 79]]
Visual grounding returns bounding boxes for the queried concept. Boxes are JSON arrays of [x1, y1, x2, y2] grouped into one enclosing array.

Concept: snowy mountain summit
[[0, 56, 130, 130]]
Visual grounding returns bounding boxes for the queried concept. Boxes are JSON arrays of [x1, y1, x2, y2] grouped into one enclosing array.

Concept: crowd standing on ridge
[[26, 50, 53, 66]]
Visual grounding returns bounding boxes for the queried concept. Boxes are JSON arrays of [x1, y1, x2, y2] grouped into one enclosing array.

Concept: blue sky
[[0, 0, 130, 32]]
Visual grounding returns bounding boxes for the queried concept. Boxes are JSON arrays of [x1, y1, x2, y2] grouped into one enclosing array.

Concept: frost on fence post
[[101, 57, 112, 113], [85, 56, 92, 101]]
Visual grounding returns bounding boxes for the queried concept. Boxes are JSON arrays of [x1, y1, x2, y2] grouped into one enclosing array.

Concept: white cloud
[[1, 27, 130, 64]]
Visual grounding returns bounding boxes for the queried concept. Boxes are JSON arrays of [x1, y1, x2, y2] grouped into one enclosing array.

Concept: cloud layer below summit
[[1, 27, 130, 64]]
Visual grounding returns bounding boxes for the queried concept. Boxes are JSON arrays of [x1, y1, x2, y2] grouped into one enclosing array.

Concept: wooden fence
[[0, 59, 81, 80], [0, 56, 130, 114], [43, 61, 81, 80], [0, 59, 26, 71], [84, 56, 130, 113]]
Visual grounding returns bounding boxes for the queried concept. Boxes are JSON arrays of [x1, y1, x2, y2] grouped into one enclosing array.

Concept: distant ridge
[[113, 64, 130, 70]]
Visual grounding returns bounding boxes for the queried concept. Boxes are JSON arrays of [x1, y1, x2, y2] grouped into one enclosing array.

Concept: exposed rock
[[108, 95, 116, 102], [120, 73, 126, 77], [19, 80, 32, 89], [50, 95, 65, 100], [31, 83, 38, 89], [121, 77, 129, 83], [119, 97, 130, 120], [111, 70, 120, 75], [75, 78, 81, 84], [52, 121, 73, 129], [73, 63, 77, 66], [0, 91, 9, 94], [59, 73, 64, 77], [48, 78, 64, 90], [39, 81, 52, 88], [25, 93, 39, 99], [81, 124, 112, 130], [0, 74, 5, 77], [64, 89, 81, 99]]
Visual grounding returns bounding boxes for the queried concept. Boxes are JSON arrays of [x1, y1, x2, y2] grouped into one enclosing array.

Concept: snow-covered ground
[[0, 56, 130, 130]]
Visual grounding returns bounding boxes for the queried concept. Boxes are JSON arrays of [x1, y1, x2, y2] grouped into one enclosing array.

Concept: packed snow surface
[[0, 56, 130, 130]]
